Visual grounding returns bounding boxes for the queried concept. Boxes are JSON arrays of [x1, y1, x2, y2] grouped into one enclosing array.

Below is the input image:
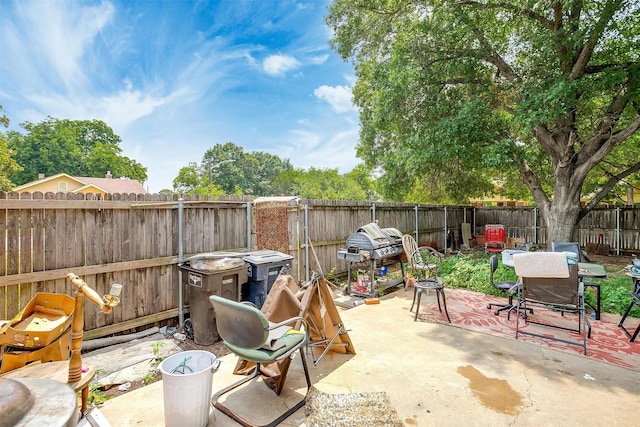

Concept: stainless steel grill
[[338, 223, 404, 261], [337, 222, 405, 297]]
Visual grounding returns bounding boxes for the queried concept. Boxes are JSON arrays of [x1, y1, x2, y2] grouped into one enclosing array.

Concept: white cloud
[[23, 88, 165, 132], [263, 54, 301, 76], [282, 127, 359, 172], [7, 0, 115, 91], [99, 89, 170, 130], [343, 74, 357, 85], [314, 85, 356, 113], [308, 54, 329, 65]]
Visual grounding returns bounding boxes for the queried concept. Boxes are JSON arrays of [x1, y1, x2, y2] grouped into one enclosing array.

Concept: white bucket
[[160, 350, 219, 427]]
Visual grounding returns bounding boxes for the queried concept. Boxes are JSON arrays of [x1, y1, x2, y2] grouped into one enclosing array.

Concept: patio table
[[578, 262, 606, 320], [577, 262, 607, 279]]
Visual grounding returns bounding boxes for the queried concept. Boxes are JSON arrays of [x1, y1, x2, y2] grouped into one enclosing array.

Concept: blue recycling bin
[[241, 250, 293, 308]]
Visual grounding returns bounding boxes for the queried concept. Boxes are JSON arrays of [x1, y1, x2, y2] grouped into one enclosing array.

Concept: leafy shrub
[[599, 276, 640, 317], [439, 253, 503, 295]]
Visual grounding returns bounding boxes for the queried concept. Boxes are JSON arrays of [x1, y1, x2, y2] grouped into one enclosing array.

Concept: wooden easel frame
[[232, 273, 355, 395], [298, 273, 356, 366]]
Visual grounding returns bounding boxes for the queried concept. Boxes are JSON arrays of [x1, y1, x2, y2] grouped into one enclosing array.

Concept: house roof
[[77, 176, 147, 194], [13, 173, 147, 194]]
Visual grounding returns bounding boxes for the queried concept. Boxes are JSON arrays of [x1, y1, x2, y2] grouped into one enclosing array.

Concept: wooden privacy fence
[[272, 200, 640, 284], [2, 192, 639, 338], [0, 191, 250, 338], [469, 206, 640, 253]]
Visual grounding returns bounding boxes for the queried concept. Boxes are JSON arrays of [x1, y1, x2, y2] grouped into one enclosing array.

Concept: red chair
[[485, 224, 506, 253]]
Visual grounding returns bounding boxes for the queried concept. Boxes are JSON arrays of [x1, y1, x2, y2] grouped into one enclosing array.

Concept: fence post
[[245, 202, 252, 251], [304, 204, 310, 283], [533, 207, 538, 244], [444, 206, 448, 251], [178, 198, 184, 330], [371, 203, 376, 222], [414, 205, 419, 243], [616, 207, 621, 256]]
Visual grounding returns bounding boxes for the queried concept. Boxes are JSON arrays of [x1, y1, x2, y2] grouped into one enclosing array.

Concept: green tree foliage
[[583, 138, 640, 205], [273, 165, 376, 200], [172, 162, 226, 197], [174, 142, 295, 197], [327, 0, 640, 241], [0, 106, 23, 191], [173, 142, 376, 200], [7, 117, 147, 185]]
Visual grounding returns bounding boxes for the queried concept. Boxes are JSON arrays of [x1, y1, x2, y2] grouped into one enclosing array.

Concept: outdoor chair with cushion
[[513, 252, 591, 355], [401, 234, 450, 322], [487, 255, 519, 318], [209, 295, 311, 427], [551, 241, 601, 320]]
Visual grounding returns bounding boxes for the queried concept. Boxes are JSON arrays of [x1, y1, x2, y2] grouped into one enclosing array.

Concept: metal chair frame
[[402, 235, 450, 322], [550, 241, 601, 320], [487, 255, 519, 318], [209, 296, 311, 427], [618, 275, 640, 342], [514, 259, 591, 355]]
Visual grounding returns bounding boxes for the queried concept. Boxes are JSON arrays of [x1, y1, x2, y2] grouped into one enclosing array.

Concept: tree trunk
[[545, 203, 580, 244], [541, 174, 582, 245], [626, 184, 634, 206]]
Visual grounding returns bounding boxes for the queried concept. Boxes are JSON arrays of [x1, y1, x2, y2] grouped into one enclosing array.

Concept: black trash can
[[178, 256, 248, 345], [242, 250, 294, 308]]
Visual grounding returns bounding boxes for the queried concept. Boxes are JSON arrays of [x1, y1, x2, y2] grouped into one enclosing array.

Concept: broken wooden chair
[[0, 273, 121, 415]]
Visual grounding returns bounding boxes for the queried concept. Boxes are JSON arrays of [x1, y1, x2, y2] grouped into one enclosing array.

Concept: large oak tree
[[327, 0, 640, 242]]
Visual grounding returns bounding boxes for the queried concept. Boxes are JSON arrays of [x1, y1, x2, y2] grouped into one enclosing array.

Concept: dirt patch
[[587, 254, 634, 272], [175, 337, 231, 358]]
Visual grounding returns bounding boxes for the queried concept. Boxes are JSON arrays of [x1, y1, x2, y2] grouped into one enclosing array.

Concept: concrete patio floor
[[99, 288, 640, 426]]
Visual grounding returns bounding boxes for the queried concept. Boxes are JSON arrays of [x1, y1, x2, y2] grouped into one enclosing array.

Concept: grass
[[88, 381, 111, 406]]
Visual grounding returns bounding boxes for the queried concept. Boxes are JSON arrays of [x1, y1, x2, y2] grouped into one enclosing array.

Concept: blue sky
[[0, 0, 359, 192]]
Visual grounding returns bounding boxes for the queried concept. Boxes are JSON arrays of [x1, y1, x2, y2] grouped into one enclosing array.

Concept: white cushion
[[512, 252, 570, 278]]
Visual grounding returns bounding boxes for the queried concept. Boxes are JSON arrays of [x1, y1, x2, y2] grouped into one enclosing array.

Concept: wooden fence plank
[[0, 192, 6, 318], [18, 192, 34, 307], [6, 192, 20, 318]]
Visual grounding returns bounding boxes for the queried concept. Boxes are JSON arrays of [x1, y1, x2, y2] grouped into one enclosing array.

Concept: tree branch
[[585, 62, 635, 74], [579, 84, 634, 162], [520, 159, 550, 211], [458, 13, 521, 82], [576, 116, 640, 185], [579, 160, 640, 220], [454, 1, 554, 30], [534, 124, 563, 162], [570, 0, 623, 80]]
